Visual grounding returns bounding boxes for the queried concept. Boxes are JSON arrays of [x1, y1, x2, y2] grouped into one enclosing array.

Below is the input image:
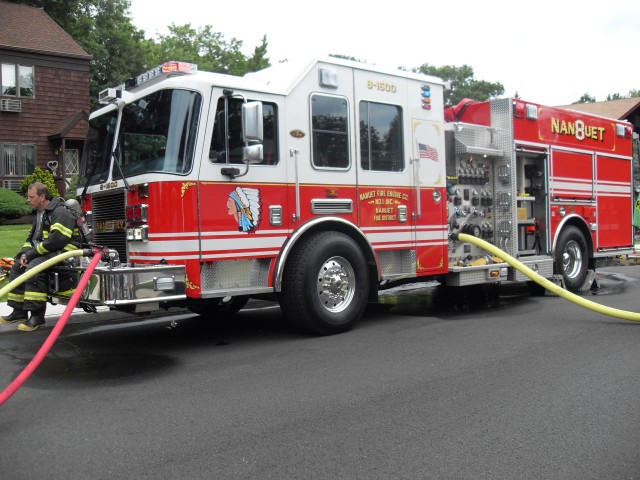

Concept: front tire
[[280, 231, 369, 335], [554, 226, 588, 291]]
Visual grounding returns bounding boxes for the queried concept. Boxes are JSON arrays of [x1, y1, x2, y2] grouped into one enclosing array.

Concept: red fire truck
[[57, 58, 635, 334]]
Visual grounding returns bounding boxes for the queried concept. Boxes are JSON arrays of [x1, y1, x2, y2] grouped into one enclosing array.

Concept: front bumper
[[50, 264, 186, 306]]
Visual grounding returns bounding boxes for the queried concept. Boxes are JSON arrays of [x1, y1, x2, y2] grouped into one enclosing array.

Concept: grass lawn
[[0, 224, 29, 259], [0, 224, 31, 302]]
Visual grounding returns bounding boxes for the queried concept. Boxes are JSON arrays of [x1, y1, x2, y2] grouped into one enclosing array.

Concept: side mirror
[[243, 144, 263, 164], [242, 101, 263, 143]]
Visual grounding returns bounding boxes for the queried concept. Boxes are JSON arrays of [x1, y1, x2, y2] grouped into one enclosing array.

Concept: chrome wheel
[[317, 256, 355, 313], [280, 231, 369, 335], [561, 239, 583, 280], [554, 226, 588, 291]]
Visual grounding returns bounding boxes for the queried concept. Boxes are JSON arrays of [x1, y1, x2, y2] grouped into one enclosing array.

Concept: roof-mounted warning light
[[98, 85, 124, 105], [125, 61, 198, 90], [616, 124, 633, 138], [513, 101, 538, 120]]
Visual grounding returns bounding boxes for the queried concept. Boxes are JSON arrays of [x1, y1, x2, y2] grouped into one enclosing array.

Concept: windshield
[[79, 89, 202, 187], [79, 109, 118, 187]]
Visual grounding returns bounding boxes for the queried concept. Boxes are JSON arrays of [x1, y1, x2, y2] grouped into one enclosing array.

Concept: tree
[[606, 90, 640, 101], [14, 0, 148, 108], [81, 0, 148, 105], [413, 64, 504, 106], [330, 54, 366, 63], [574, 93, 596, 104], [147, 24, 270, 76]]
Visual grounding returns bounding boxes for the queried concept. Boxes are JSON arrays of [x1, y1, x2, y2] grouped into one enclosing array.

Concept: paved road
[[2, 267, 640, 479]]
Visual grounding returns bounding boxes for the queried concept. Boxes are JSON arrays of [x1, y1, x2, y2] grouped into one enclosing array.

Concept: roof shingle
[[0, 1, 91, 59], [557, 97, 640, 122]]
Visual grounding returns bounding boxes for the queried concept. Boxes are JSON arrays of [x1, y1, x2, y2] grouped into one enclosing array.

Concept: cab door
[[354, 75, 417, 279]]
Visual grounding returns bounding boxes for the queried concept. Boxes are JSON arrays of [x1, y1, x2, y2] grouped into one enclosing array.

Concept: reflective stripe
[[50, 223, 73, 238], [64, 244, 81, 252], [22, 242, 32, 249], [54, 289, 76, 296], [36, 243, 50, 255], [24, 291, 47, 301], [7, 292, 24, 302]]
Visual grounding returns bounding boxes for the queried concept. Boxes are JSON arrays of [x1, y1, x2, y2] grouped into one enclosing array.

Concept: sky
[[129, 0, 640, 107]]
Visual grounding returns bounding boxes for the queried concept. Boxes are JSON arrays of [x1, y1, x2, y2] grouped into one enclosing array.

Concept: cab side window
[[311, 94, 350, 169], [210, 98, 278, 165], [359, 101, 403, 172]]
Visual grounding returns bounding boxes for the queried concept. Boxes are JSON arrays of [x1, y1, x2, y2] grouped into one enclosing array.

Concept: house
[[0, 1, 92, 195]]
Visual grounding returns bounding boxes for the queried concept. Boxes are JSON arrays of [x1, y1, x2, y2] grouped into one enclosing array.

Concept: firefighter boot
[[18, 311, 46, 332], [0, 309, 28, 324]]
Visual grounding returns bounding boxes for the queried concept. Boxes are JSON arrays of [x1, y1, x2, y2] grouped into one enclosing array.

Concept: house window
[[64, 149, 79, 190], [1, 63, 34, 98], [1, 143, 35, 176]]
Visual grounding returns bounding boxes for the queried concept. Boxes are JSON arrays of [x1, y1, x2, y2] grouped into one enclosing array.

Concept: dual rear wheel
[[554, 226, 588, 291]]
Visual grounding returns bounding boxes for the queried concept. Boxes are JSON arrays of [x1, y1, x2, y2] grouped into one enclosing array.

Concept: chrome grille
[[91, 189, 127, 262]]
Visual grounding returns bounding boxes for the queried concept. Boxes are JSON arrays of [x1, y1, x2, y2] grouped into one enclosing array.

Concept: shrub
[[64, 175, 78, 200], [0, 188, 31, 224], [20, 166, 60, 198]]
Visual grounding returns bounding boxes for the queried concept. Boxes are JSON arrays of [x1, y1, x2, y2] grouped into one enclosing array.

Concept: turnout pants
[[6, 253, 59, 314]]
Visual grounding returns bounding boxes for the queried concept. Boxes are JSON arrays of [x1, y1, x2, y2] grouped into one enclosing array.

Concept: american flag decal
[[418, 143, 439, 161]]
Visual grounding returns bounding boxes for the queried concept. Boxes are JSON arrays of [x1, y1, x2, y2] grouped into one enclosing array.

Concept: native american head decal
[[226, 187, 261, 232]]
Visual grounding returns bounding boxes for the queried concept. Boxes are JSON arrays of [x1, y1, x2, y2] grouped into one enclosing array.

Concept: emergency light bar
[[127, 61, 198, 89], [99, 61, 198, 104]]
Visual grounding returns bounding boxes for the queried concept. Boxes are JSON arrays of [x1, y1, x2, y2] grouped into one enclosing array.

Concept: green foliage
[[146, 24, 270, 76], [0, 224, 29, 300], [330, 54, 366, 63], [82, 0, 148, 107], [19, 167, 60, 198], [577, 90, 640, 103], [0, 188, 31, 224], [64, 176, 79, 200], [14, 1, 271, 105], [15, 0, 147, 109], [574, 93, 596, 104], [413, 64, 504, 106]]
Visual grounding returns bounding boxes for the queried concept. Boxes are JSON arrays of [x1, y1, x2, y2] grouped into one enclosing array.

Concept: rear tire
[[554, 226, 588, 291], [280, 231, 369, 335]]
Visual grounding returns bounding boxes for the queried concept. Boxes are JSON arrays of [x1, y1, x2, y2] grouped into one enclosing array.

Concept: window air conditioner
[[0, 98, 21, 112], [3, 180, 21, 192]]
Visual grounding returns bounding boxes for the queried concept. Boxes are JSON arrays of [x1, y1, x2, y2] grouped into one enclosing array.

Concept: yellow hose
[[457, 233, 640, 322], [0, 250, 86, 299]]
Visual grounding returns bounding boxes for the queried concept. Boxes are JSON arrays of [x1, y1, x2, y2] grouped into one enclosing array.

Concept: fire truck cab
[[56, 58, 634, 335]]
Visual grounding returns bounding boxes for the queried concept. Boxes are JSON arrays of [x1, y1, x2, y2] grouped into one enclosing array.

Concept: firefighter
[[0, 182, 81, 331]]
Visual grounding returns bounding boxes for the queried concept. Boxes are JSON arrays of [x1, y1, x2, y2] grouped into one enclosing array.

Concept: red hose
[[0, 252, 104, 406]]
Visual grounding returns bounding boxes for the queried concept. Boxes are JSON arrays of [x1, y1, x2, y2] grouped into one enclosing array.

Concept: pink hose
[[0, 251, 104, 406]]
